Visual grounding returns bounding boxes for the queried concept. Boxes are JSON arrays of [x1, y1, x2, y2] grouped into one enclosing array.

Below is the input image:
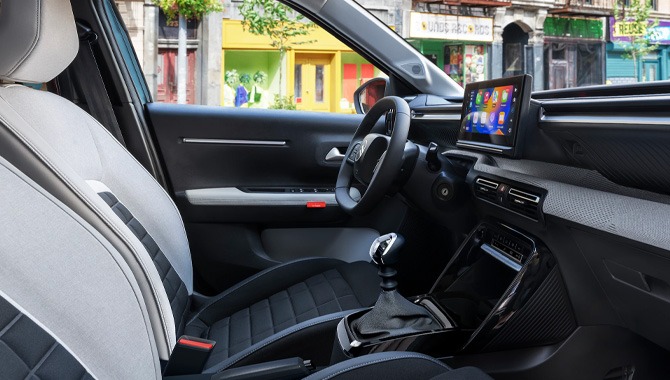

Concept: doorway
[[502, 23, 529, 78], [156, 48, 196, 104], [294, 54, 333, 112], [642, 60, 660, 82]]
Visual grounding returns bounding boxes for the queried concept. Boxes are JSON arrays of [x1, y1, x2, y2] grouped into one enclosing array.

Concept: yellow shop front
[[221, 20, 383, 113]]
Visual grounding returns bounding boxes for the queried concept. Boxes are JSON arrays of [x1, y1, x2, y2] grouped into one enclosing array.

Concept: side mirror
[[354, 78, 388, 114]]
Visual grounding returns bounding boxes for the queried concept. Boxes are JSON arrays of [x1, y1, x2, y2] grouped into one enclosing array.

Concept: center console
[[333, 221, 575, 361]]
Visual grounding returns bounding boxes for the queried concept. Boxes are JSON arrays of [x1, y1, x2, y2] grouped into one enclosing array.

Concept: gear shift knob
[[370, 233, 405, 266], [369, 233, 405, 291]]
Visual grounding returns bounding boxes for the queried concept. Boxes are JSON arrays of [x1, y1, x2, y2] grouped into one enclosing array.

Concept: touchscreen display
[[457, 75, 530, 156], [463, 85, 516, 136]]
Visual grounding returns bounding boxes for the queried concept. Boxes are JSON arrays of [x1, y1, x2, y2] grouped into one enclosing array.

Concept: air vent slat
[[508, 187, 541, 219], [474, 177, 499, 203], [473, 177, 543, 221]]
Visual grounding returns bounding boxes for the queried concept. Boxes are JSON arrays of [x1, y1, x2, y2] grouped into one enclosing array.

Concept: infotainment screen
[[457, 75, 532, 157]]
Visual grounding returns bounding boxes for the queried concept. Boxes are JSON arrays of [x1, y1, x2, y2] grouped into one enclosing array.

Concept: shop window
[[342, 64, 358, 104], [445, 45, 463, 84], [361, 64, 375, 83], [443, 44, 487, 87]]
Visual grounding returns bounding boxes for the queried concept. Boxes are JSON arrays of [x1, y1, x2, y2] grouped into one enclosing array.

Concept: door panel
[[146, 103, 392, 293], [148, 103, 362, 197]]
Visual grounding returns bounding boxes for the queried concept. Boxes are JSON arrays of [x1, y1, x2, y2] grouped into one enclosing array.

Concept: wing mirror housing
[[354, 77, 388, 114]]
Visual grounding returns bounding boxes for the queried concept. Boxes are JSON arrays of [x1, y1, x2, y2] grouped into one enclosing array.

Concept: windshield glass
[[372, 0, 666, 91]]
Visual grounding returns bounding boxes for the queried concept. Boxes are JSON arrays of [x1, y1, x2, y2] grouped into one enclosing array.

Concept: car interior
[[1, 0, 670, 379]]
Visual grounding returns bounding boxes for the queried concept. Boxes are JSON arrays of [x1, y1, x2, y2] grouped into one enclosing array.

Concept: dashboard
[[398, 78, 670, 355]]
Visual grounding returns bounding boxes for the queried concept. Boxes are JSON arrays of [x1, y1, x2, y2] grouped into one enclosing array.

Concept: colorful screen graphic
[[463, 85, 516, 136]]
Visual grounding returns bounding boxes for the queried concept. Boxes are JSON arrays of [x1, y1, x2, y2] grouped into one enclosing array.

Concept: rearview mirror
[[354, 78, 388, 114]]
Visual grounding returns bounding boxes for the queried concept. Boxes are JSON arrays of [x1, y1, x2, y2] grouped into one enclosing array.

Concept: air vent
[[474, 177, 499, 203], [507, 187, 541, 219]]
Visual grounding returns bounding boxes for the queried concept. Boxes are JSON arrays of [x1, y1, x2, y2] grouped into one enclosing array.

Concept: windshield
[[359, 0, 666, 92]]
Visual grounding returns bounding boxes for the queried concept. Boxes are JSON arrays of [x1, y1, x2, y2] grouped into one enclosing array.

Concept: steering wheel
[[336, 96, 411, 215]]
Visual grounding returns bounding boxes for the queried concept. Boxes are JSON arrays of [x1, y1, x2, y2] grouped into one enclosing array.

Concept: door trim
[[181, 138, 287, 146]]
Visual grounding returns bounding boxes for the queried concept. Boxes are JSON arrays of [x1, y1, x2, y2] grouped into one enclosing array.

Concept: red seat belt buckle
[[178, 337, 215, 350], [163, 335, 216, 376], [306, 201, 326, 209]]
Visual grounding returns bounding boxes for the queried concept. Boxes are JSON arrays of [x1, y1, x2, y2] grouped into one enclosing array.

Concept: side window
[[114, 0, 385, 113], [106, 0, 151, 103]]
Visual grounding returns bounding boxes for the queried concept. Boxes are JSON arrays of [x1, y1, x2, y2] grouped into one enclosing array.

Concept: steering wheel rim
[[336, 96, 411, 215]]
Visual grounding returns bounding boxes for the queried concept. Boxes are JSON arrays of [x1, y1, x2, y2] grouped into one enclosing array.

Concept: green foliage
[[614, 0, 659, 65], [239, 0, 315, 54], [153, 0, 222, 21], [269, 95, 297, 110]]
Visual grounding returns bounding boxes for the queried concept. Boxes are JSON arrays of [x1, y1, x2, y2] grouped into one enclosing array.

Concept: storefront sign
[[610, 17, 670, 45], [409, 12, 493, 42]]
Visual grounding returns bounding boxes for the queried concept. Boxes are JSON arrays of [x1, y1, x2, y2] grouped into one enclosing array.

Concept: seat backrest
[[0, 156, 161, 379], [0, 0, 192, 359]]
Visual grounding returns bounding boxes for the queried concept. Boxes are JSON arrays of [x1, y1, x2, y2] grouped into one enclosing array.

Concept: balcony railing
[[550, 0, 616, 17]]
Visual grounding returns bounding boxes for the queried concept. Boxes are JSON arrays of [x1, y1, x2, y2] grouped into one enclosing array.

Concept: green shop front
[[407, 12, 493, 86], [543, 16, 605, 90], [606, 17, 670, 84]]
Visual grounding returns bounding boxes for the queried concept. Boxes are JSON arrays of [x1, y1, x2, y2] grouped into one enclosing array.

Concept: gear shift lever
[[369, 233, 404, 291], [350, 233, 441, 340]]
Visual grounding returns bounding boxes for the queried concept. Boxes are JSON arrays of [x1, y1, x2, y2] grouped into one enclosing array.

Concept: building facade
[[219, 0, 396, 113], [606, 1, 670, 84], [116, 0, 670, 108], [115, 0, 222, 106]]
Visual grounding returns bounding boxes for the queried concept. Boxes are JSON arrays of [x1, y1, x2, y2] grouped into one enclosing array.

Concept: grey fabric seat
[[0, 0, 379, 371], [0, 156, 161, 379], [0, 155, 491, 379]]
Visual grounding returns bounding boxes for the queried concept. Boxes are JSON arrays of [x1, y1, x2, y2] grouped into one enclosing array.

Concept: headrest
[[0, 0, 78, 83]]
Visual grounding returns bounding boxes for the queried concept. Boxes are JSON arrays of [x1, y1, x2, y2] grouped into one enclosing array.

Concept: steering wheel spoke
[[346, 141, 363, 165], [335, 97, 411, 215]]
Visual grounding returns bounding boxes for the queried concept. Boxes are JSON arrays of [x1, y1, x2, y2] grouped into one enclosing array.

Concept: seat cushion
[[184, 258, 379, 370]]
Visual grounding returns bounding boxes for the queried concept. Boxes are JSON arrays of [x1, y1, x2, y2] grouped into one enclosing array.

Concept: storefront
[[406, 12, 493, 87], [606, 18, 670, 84], [543, 17, 605, 90], [221, 20, 382, 113]]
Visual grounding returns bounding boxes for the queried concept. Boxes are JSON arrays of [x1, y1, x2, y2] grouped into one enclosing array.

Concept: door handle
[[325, 147, 345, 162]]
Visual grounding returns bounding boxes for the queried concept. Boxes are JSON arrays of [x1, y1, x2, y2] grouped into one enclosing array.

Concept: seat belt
[[69, 21, 126, 145]]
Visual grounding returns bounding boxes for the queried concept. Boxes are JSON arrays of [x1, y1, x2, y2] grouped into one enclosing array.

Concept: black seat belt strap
[[71, 21, 126, 145]]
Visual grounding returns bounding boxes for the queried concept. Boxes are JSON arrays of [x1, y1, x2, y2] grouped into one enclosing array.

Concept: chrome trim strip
[[476, 178, 499, 190], [412, 113, 461, 121], [456, 142, 504, 153], [182, 138, 287, 146], [481, 244, 522, 272], [185, 187, 336, 206], [540, 114, 670, 126], [508, 188, 540, 204]]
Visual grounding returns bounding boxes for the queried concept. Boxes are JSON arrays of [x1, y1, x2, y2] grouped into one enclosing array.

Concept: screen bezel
[[457, 75, 529, 154]]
